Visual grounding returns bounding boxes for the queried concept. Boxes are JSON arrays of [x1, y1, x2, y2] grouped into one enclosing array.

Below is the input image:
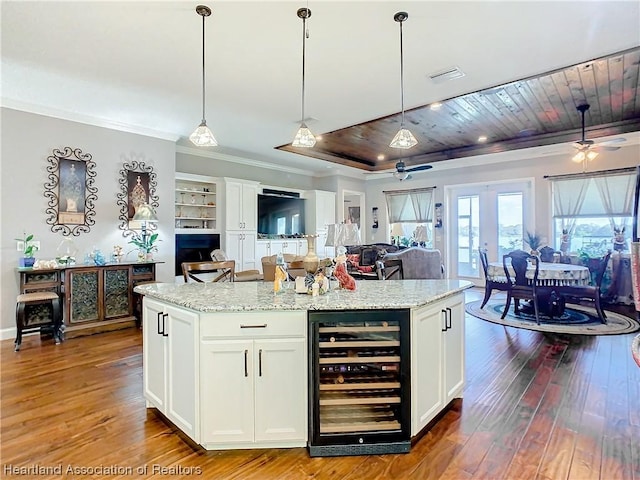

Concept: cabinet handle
[[157, 312, 163, 335], [162, 313, 169, 337], [441, 309, 448, 332], [446, 307, 452, 330], [244, 349, 248, 377], [240, 324, 267, 329], [259, 349, 263, 377]]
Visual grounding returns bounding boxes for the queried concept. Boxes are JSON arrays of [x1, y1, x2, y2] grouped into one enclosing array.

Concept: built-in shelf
[[175, 173, 219, 232]]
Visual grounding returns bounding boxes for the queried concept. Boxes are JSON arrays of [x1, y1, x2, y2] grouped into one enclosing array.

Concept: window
[[385, 187, 434, 247], [550, 169, 634, 254]]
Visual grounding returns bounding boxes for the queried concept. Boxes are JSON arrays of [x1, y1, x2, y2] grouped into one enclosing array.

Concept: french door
[[446, 180, 533, 286]]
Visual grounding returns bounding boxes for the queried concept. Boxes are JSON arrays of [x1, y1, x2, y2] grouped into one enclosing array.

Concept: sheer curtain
[[551, 177, 589, 235], [593, 173, 635, 230], [385, 187, 434, 223]]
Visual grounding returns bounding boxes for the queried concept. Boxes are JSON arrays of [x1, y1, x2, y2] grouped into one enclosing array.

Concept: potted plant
[[15, 232, 38, 267], [128, 232, 160, 261], [524, 231, 542, 255]]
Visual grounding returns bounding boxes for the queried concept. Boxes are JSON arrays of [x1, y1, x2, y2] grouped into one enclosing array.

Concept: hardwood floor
[[1, 289, 638, 479]]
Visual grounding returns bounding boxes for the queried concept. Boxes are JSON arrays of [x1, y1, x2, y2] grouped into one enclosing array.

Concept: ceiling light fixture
[[189, 5, 218, 147], [429, 102, 443, 111], [477, 135, 488, 143], [390, 12, 417, 149], [292, 7, 316, 148]]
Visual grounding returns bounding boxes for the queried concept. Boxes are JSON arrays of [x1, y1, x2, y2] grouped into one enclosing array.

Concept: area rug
[[466, 298, 640, 335]]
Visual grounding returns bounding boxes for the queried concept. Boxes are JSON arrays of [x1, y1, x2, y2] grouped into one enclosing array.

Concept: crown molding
[[1, 99, 180, 142], [176, 144, 317, 176]]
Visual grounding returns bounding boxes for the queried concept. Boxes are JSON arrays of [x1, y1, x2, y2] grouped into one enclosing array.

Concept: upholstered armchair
[[382, 247, 444, 279]]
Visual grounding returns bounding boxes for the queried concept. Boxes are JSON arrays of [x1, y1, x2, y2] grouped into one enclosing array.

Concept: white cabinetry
[[225, 231, 258, 271], [223, 179, 259, 270], [255, 239, 308, 271], [199, 311, 307, 449], [410, 292, 465, 436], [224, 179, 258, 231], [175, 173, 219, 234], [304, 190, 336, 233], [143, 297, 199, 442], [304, 190, 336, 258]]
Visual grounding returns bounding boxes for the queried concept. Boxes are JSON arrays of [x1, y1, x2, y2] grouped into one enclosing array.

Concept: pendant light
[[292, 7, 316, 148], [189, 5, 218, 147], [389, 11, 417, 149]]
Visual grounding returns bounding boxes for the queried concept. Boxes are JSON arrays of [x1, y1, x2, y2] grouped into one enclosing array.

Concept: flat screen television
[[257, 194, 306, 236]]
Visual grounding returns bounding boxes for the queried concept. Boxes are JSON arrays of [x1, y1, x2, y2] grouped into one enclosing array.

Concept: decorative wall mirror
[[44, 147, 98, 236], [116, 159, 159, 238]]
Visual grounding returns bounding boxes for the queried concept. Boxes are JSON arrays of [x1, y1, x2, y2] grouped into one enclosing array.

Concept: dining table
[[486, 260, 591, 317], [487, 261, 590, 286]]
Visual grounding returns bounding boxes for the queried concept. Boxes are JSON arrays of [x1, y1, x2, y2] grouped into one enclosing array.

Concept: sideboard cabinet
[[18, 261, 158, 337]]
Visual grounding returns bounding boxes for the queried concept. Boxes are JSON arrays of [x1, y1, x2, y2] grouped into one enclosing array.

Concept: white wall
[[0, 108, 176, 335]]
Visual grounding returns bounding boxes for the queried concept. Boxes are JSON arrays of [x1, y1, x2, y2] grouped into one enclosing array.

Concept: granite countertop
[[134, 279, 473, 313]]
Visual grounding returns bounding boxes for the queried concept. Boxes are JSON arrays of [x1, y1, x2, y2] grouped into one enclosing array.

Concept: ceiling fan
[[368, 160, 433, 181], [571, 103, 625, 168]]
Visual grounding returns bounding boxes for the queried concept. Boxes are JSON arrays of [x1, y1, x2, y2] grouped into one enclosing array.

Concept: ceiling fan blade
[[596, 137, 626, 145], [595, 145, 621, 152], [406, 164, 433, 173]]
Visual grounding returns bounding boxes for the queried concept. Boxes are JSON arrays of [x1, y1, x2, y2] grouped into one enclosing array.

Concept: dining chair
[[211, 249, 262, 281], [182, 260, 236, 283], [502, 250, 541, 324], [560, 251, 611, 323], [376, 259, 404, 280], [478, 247, 510, 308]]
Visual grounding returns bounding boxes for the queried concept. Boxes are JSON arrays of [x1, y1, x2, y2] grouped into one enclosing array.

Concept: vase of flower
[[302, 234, 320, 274]]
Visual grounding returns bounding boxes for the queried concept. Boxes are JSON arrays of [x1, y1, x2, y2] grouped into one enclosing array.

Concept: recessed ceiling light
[[377, 154, 385, 161], [478, 135, 488, 143], [430, 102, 443, 110]]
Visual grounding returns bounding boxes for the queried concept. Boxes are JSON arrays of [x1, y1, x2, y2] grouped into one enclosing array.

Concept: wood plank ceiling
[[277, 47, 640, 172]]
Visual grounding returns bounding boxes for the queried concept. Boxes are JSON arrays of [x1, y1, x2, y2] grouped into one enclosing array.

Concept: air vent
[[428, 66, 465, 84]]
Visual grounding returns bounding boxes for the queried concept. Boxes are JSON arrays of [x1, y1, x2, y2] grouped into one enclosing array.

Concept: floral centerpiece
[[524, 231, 542, 255], [128, 232, 160, 261]]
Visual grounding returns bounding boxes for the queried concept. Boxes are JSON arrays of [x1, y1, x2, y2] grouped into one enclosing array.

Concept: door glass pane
[[497, 193, 523, 258], [457, 196, 479, 276]]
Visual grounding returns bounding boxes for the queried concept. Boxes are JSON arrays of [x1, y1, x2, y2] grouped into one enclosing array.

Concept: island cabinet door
[[165, 305, 199, 442], [410, 302, 445, 436], [442, 294, 465, 404], [200, 340, 255, 445], [254, 338, 307, 443], [143, 298, 167, 410]]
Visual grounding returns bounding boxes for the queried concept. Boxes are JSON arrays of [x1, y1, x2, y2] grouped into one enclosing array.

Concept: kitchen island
[[135, 279, 473, 454]]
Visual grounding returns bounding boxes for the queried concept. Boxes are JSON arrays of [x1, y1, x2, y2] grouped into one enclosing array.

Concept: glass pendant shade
[[390, 12, 417, 150], [190, 121, 218, 147], [572, 149, 598, 163], [191, 5, 217, 148], [390, 127, 418, 149], [572, 150, 585, 163], [292, 123, 316, 148]]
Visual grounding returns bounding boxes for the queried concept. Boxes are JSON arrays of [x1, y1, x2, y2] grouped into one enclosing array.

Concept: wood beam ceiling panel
[[275, 47, 640, 171]]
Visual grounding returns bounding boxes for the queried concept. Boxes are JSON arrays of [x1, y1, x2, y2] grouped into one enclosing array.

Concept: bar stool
[[15, 292, 63, 351]]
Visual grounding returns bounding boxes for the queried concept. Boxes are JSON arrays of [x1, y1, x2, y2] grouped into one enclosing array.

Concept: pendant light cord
[[399, 19, 405, 127], [301, 14, 308, 123], [201, 12, 206, 123]]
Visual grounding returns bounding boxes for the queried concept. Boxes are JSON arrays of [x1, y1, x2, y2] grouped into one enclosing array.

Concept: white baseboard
[[1, 327, 17, 341]]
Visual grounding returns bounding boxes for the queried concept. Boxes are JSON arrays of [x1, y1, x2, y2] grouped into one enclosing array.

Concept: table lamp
[[391, 223, 404, 245], [413, 225, 428, 246], [132, 203, 159, 249]]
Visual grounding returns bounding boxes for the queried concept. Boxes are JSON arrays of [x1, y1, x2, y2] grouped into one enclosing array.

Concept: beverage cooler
[[308, 309, 411, 456]]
